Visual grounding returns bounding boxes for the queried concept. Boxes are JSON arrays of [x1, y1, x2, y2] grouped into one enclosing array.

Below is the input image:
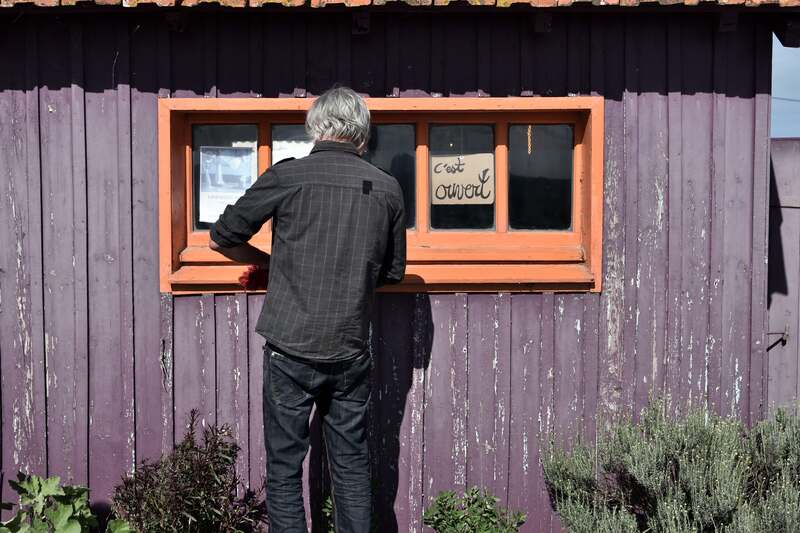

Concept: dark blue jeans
[[263, 346, 372, 533]]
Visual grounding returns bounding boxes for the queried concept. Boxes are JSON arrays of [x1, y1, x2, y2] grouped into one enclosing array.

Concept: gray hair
[[305, 86, 370, 150]]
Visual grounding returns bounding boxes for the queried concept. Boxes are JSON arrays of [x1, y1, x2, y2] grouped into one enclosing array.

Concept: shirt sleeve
[[210, 167, 292, 248], [377, 193, 407, 287]]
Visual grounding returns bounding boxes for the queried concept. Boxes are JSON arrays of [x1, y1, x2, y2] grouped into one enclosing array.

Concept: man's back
[[211, 140, 406, 361]]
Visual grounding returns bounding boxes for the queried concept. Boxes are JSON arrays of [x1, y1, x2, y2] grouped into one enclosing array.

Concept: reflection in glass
[[429, 125, 495, 230], [272, 124, 313, 163], [363, 125, 416, 229], [192, 124, 258, 230], [508, 124, 573, 230]]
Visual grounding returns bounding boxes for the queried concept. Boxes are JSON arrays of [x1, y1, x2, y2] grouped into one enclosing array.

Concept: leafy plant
[[110, 409, 266, 533], [543, 402, 800, 533], [422, 487, 526, 533]]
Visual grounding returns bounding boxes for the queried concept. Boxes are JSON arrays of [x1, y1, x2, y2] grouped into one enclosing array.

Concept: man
[[209, 86, 406, 533]]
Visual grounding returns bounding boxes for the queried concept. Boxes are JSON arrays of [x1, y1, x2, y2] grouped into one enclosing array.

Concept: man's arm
[[377, 195, 407, 287], [209, 239, 271, 268], [208, 166, 291, 265]]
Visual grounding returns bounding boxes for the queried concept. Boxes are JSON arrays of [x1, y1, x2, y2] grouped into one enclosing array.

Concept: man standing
[[209, 86, 406, 533]]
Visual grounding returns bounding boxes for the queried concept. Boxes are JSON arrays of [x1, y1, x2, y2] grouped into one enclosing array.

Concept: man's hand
[[209, 237, 271, 290], [238, 264, 268, 290]]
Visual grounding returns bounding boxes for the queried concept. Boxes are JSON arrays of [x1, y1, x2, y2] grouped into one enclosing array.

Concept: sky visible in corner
[[773, 34, 800, 138]]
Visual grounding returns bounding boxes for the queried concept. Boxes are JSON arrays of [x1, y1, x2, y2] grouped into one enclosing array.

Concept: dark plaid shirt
[[210, 141, 406, 362]]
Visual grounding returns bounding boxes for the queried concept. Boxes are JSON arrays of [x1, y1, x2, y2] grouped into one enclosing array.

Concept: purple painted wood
[[466, 294, 511, 504], [215, 294, 250, 485], [720, 21, 756, 419], [749, 22, 772, 425], [0, 11, 778, 530], [620, 19, 641, 422], [676, 20, 714, 413], [0, 18, 48, 515], [132, 17, 174, 464], [633, 18, 669, 413], [423, 294, 468, 514], [508, 294, 549, 533], [552, 294, 584, 448], [247, 294, 267, 489], [768, 140, 800, 415], [173, 295, 216, 435], [37, 18, 89, 487], [85, 18, 136, 503], [592, 16, 627, 430], [664, 17, 684, 415]]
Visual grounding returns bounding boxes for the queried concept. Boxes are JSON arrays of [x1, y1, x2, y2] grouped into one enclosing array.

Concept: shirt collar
[[310, 140, 362, 156]]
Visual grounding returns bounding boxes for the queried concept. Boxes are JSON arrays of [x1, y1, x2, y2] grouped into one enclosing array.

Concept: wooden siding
[[768, 138, 800, 414], [0, 11, 772, 532]]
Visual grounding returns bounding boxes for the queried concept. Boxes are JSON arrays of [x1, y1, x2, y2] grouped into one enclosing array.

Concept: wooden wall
[[0, 10, 772, 531]]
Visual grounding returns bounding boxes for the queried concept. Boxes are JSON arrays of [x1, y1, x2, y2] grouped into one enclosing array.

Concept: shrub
[[422, 487, 526, 533], [0, 472, 132, 533], [111, 410, 266, 533], [543, 402, 800, 533]]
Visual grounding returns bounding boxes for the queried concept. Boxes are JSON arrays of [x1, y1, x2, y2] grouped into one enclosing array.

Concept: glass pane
[[363, 124, 416, 229], [508, 124, 573, 230], [429, 124, 495, 230], [192, 124, 258, 230], [272, 124, 313, 162]]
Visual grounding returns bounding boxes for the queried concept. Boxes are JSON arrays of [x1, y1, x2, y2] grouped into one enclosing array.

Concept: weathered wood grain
[[38, 17, 89, 487], [216, 294, 250, 486], [423, 294, 468, 510], [0, 17, 47, 515], [85, 17, 136, 504]]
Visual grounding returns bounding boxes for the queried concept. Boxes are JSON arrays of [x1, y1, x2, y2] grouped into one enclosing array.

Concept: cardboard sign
[[430, 153, 495, 205]]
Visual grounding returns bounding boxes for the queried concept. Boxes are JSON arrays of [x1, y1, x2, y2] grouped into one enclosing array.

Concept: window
[[158, 98, 604, 293]]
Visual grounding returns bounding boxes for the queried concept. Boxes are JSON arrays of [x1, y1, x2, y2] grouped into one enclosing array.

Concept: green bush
[[110, 410, 266, 533], [0, 472, 131, 533], [422, 487, 526, 533], [543, 403, 800, 533]]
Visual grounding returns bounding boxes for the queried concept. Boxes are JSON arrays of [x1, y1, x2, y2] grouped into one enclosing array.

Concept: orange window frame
[[158, 97, 604, 294]]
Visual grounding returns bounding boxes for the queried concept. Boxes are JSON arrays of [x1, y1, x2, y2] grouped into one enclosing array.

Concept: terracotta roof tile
[[0, 0, 794, 7]]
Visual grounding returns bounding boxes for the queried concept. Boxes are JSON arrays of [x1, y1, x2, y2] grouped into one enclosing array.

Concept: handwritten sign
[[430, 153, 495, 205]]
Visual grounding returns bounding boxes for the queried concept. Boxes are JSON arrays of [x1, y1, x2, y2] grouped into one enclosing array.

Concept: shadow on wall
[[306, 293, 433, 532]]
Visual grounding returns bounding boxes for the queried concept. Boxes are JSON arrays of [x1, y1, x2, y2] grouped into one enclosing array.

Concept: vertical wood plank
[[552, 294, 585, 448], [749, 20, 772, 424], [84, 17, 136, 503], [664, 16, 684, 415], [217, 15, 255, 98], [633, 17, 669, 413], [215, 294, 250, 486], [539, 293, 557, 532], [423, 294, 468, 509], [489, 18, 520, 97], [173, 295, 216, 435], [621, 15, 640, 421], [0, 18, 47, 512], [719, 20, 755, 418], [351, 13, 386, 97], [508, 295, 549, 532], [248, 294, 267, 489], [38, 17, 89, 487], [677, 19, 714, 413], [592, 15, 627, 430], [707, 25, 729, 415], [307, 17, 338, 96], [132, 16, 174, 463], [443, 17, 477, 97], [465, 293, 510, 504]]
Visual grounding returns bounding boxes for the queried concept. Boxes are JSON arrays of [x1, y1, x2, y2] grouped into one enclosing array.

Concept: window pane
[[272, 124, 313, 162], [508, 124, 573, 230], [429, 124, 495, 230], [363, 124, 416, 229], [192, 124, 258, 230]]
